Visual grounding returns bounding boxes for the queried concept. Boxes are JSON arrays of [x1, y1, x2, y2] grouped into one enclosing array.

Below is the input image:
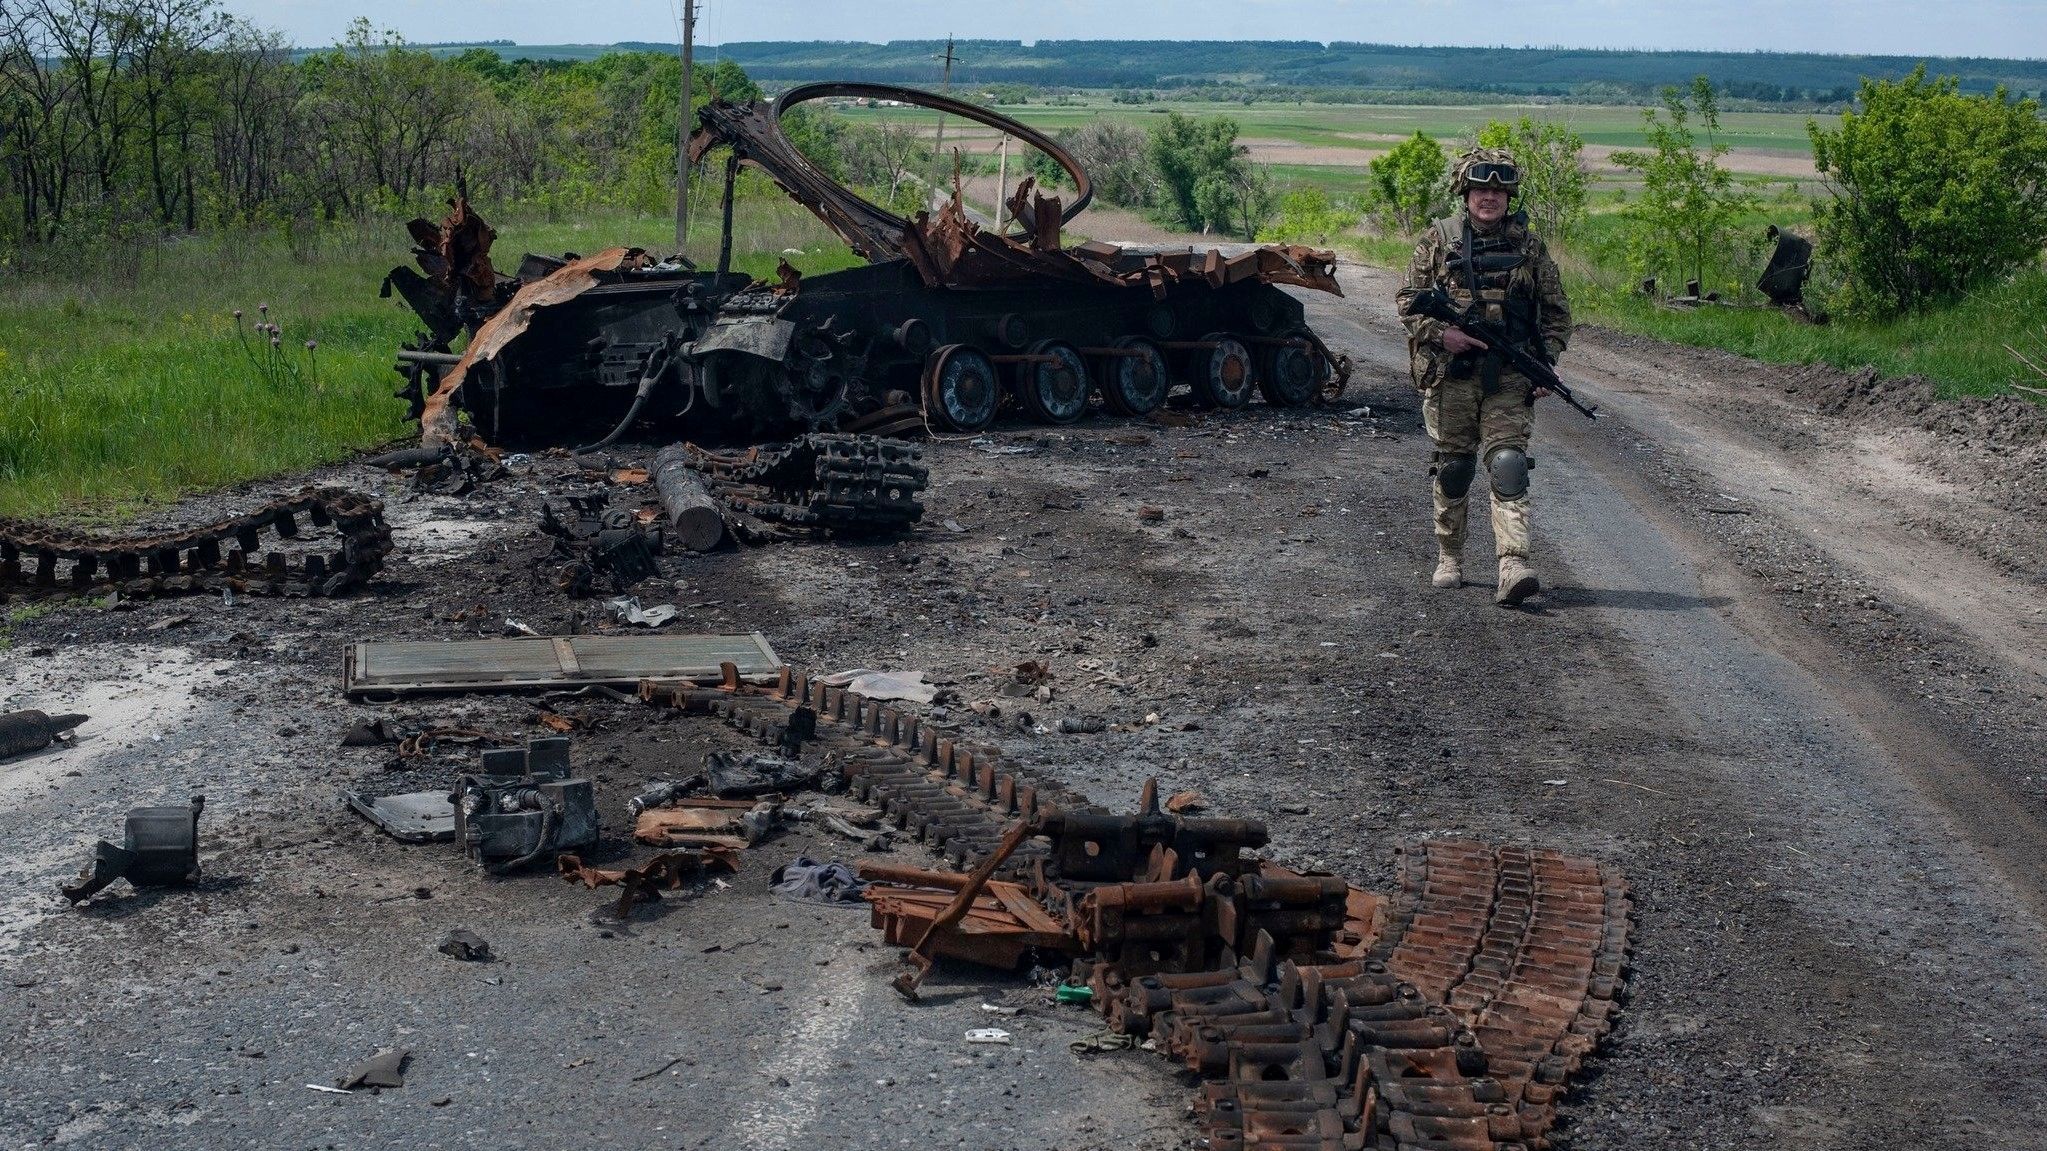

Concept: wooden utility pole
[[928, 35, 956, 206], [675, 0, 698, 251]]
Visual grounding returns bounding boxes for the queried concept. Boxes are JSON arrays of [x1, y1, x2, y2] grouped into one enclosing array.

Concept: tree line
[[0, 2, 759, 245]]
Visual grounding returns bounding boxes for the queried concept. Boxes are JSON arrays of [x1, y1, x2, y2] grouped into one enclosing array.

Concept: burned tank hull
[[394, 83, 1350, 449]]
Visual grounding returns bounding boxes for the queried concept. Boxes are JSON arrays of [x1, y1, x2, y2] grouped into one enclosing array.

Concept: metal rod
[[717, 151, 739, 277]]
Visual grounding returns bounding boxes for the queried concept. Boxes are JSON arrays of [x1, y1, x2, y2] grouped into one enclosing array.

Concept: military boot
[[1431, 549, 1463, 589], [1496, 556, 1540, 606]]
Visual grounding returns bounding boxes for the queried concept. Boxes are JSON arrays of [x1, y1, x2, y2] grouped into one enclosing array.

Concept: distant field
[[832, 99, 1821, 191]]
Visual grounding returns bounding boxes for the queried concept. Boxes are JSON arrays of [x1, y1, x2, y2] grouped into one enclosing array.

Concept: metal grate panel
[[343, 632, 780, 696]]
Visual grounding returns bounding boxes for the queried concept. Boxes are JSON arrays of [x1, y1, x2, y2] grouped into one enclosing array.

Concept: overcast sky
[[230, 1, 2047, 59]]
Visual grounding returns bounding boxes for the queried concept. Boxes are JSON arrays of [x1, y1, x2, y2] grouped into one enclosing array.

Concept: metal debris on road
[[437, 928, 492, 962], [634, 662, 1633, 1151], [0, 709, 87, 762], [455, 739, 598, 873], [541, 492, 664, 596], [347, 790, 457, 843], [335, 1048, 410, 1091], [1, 488, 391, 600], [681, 435, 928, 542], [342, 632, 781, 696], [61, 796, 205, 905], [607, 598, 678, 627], [557, 847, 740, 919]]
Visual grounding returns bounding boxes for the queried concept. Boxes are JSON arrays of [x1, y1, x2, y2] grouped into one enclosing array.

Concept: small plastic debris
[[980, 1003, 1024, 1016], [1055, 983, 1095, 1006], [964, 1028, 1012, 1045]]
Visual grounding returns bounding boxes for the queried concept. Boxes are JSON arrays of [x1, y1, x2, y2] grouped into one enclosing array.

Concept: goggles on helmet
[[1465, 162, 1519, 188]]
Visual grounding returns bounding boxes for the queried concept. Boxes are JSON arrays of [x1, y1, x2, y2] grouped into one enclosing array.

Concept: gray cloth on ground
[[769, 856, 868, 904]]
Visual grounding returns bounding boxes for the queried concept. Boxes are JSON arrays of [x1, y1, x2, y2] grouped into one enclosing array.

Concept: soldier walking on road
[[1395, 147, 1572, 606]]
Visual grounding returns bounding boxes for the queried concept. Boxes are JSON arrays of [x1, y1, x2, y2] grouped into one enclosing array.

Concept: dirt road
[[3, 263, 2044, 1149]]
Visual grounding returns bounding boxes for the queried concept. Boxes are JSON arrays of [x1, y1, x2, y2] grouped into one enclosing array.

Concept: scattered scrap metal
[[0, 709, 86, 762], [540, 491, 665, 595], [0, 487, 391, 600], [676, 433, 928, 541], [637, 663, 1633, 1151], [386, 82, 1350, 449], [452, 738, 599, 873], [62, 796, 205, 904]]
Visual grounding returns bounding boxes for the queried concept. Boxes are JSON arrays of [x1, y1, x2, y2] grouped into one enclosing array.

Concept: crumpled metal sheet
[[420, 247, 650, 447]]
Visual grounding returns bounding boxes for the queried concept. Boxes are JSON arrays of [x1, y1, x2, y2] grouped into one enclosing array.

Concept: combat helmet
[[1451, 147, 1520, 196]]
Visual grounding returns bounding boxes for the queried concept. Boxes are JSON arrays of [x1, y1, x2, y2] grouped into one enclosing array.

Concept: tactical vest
[[1432, 213, 1542, 389]]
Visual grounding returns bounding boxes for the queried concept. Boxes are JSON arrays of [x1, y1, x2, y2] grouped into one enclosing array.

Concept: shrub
[[1808, 67, 2047, 317], [1610, 77, 1755, 294]]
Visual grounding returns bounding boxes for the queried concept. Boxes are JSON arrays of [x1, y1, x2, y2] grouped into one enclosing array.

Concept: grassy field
[[840, 99, 1820, 153], [0, 199, 859, 520]]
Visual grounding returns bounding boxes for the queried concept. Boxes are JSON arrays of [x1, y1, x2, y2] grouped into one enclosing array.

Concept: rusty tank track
[[683, 433, 928, 541], [637, 665, 1631, 1151], [0, 487, 392, 600]]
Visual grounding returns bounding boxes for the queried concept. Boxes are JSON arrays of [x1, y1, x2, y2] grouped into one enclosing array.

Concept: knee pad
[[1486, 447, 1531, 498], [1434, 452, 1477, 499]]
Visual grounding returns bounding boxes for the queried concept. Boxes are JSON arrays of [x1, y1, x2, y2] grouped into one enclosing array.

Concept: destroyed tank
[[386, 83, 1351, 450]]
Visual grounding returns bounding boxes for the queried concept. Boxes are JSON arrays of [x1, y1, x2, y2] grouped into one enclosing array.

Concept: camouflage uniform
[[1395, 207, 1571, 572]]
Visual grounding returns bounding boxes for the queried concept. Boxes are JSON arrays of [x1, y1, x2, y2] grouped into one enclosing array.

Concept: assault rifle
[[1406, 288, 1597, 419]]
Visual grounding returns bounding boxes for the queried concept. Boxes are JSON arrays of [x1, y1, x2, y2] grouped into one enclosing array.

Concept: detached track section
[[0, 487, 391, 599], [640, 667, 1633, 1151], [683, 434, 929, 541]]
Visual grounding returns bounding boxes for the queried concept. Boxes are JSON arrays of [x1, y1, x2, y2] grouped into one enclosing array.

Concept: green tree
[[1610, 76, 1754, 292], [1052, 121, 1152, 209], [1257, 186, 1359, 245], [1147, 112, 1259, 235], [1808, 66, 2047, 317], [1475, 117, 1588, 241], [1368, 130, 1446, 235]]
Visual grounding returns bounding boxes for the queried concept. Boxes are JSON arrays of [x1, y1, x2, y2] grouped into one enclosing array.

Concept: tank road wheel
[[1097, 336, 1169, 417], [1015, 340, 1091, 425], [1257, 328, 1328, 408], [922, 344, 1000, 432], [1190, 332, 1256, 410]]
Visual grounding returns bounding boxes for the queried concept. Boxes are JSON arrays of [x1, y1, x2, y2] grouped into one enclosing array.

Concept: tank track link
[[635, 664, 1632, 1151], [683, 434, 928, 540], [0, 487, 392, 600]]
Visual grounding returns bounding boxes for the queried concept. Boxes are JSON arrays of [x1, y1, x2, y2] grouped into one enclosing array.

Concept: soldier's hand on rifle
[[1440, 327, 1488, 355], [1532, 385, 1554, 399]]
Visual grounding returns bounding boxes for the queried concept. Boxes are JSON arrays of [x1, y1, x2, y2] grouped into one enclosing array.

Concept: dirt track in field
[[2, 260, 2044, 1149]]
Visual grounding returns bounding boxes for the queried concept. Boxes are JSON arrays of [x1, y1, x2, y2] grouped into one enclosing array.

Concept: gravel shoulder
[[2, 266, 2045, 1149]]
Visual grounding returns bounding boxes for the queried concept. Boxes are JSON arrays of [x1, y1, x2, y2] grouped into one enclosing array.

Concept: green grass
[[0, 199, 862, 520], [1571, 268, 2046, 399]]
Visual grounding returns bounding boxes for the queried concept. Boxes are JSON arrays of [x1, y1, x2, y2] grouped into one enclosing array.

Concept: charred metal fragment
[[540, 494, 663, 595], [454, 739, 599, 873], [61, 796, 205, 904], [0, 709, 86, 762]]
